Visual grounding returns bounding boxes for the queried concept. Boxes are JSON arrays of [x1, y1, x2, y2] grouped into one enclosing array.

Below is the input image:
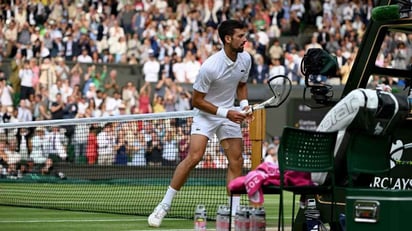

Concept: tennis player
[[148, 19, 252, 227]]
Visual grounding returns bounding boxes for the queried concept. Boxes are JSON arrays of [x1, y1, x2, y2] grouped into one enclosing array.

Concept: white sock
[[160, 186, 178, 206], [229, 196, 240, 216]]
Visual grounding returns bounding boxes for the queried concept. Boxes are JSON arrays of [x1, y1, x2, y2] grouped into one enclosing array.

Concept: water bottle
[[234, 206, 250, 231], [194, 204, 207, 231], [216, 205, 230, 231], [304, 199, 321, 231], [250, 207, 266, 231]]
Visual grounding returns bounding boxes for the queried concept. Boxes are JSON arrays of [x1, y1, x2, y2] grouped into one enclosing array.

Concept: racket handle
[[240, 108, 253, 115]]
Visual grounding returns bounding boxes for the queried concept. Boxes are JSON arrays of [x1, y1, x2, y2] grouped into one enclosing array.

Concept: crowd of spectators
[[0, 0, 411, 176]]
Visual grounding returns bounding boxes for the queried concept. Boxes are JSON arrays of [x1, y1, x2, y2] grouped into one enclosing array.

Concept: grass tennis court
[[0, 193, 295, 231]]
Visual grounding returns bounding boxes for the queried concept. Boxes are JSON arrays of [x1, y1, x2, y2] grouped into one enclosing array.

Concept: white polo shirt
[[193, 49, 251, 113], [143, 58, 160, 83]]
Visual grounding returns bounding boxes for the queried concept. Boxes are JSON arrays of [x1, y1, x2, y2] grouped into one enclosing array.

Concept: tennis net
[[0, 111, 251, 218]]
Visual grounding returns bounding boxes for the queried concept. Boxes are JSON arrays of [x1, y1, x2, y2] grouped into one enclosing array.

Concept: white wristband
[[216, 107, 229, 118], [239, 99, 249, 110]]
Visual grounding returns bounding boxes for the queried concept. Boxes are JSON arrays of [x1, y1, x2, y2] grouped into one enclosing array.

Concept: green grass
[[0, 182, 297, 230], [0, 183, 296, 218], [0, 205, 195, 231], [0, 192, 295, 231]]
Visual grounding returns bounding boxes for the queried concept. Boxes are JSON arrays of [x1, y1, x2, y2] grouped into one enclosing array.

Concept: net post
[[249, 109, 266, 170]]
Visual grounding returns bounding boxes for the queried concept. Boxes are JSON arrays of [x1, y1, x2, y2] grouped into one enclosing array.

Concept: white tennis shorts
[[191, 113, 242, 141]]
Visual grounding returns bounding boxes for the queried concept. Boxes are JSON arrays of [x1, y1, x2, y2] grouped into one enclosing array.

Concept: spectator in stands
[[69, 62, 83, 89], [393, 42, 408, 70], [139, 82, 152, 114], [159, 55, 174, 81], [50, 93, 65, 120], [46, 126, 67, 162], [17, 99, 32, 122], [4, 137, 20, 176], [77, 95, 88, 115], [48, 78, 62, 103], [29, 58, 40, 93], [104, 69, 120, 96], [105, 91, 123, 116], [183, 51, 201, 84], [16, 127, 30, 161], [122, 81, 137, 114], [73, 114, 89, 164], [108, 20, 125, 46], [325, 33, 341, 55], [96, 97, 109, 117], [33, 94, 50, 121], [145, 129, 163, 166], [143, 49, 161, 83], [126, 33, 140, 59], [30, 126, 49, 165], [114, 131, 128, 165], [162, 129, 179, 166], [175, 88, 192, 111], [109, 36, 128, 63], [252, 54, 269, 84], [4, 18, 18, 58], [268, 38, 284, 62], [55, 57, 70, 81], [152, 95, 165, 113], [86, 126, 98, 165], [269, 136, 281, 156], [253, 27, 270, 60], [63, 33, 78, 62], [305, 35, 323, 51], [5, 107, 18, 141], [85, 81, 98, 101], [60, 79, 73, 103], [163, 92, 176, 112], [97, 123, 116, 165], [39, 58, 57, 91], [86, 97, 99, 118], [202, 153, 217, 169], [215, 152, 228, 169], [10, 51, 23, 95], [172, 55, 187, 83], [264, 145, 278, 163], [284, 52, 301, 85], [130, 130, 147, 166], [177, 128, 190, 163], [0, 77, 14, 113], [289, 8, 302, 36], [63, 95, 78, 119], [269, 57, 285, 77], [77, 48, 93, 63], [0, 138, 8, 173]]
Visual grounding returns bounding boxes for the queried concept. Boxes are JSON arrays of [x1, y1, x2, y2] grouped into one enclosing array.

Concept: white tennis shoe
[[148, 203, 170, 227]]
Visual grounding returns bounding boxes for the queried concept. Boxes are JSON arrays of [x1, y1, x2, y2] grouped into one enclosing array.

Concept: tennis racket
[[243, 75, 291, 114]]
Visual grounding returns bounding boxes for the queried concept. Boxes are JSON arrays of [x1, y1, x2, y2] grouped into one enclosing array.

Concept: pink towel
[[228, 162, 314, 205], [244, 170, 267, 204]]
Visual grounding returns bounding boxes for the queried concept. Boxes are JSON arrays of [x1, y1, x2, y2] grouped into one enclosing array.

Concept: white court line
[[0, 218, 186, 223], [128, 230, 194, 231], [0, 219, 137, 223], [1, 218, 288, 231]]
